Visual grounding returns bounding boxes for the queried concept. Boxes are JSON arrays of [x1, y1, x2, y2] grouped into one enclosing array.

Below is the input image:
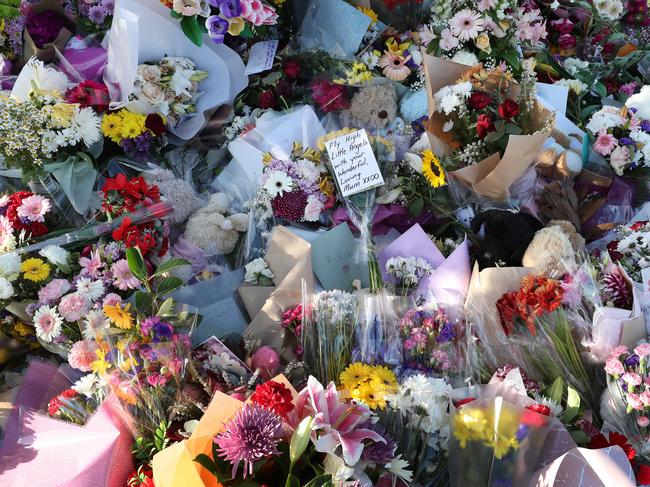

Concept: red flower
[[607, 240, 624, 261], [496, 292, 518, 336], [476, 114, 495, 139], [453, 397, 476, 408], [588, 431, 636, 461], [65, 80, 110, 112], [526, 404, 551, 416], [283, 59, 301, 79], [259, 90, 277, 109], [515, 275, 564, 335], [498, 99, 519, 121], [558, 33, 577, 50], [630, 221, 648, 231], [250, 380, 295, 418], [145, 114, 167, 136], [468, 91, 492, 110], [310, 80, 350, 113]]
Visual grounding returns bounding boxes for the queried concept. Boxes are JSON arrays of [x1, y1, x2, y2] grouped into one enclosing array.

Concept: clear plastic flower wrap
[[301, 283, 358, 384]]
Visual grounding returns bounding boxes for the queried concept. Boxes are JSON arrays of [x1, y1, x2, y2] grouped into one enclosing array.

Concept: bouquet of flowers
[[586, 105, 650, 175], [339, 361, 399, 410], [254, 143, 336, 224], [0, 191, 53, 253], [608, 220, 650, 282], [130, 57, 208, 128], [427, 0, 547, 72], [164, 0, 278, 47], [385, 256, 433, 296], [47, 378, 105, 425], [100, 174, 170, 258], [101, 109, 168, 159], [64, 0, 114, 34], [0, 0, 24, 63]]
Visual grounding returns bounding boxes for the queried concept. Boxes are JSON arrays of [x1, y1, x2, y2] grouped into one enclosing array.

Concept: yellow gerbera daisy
[[103, 302, 134, 330], [357, 6, 378, 24], [20, 258, 50, 282], [339, 362, 373, 390], [351, 381, 389, 410], [368, 365, 398, 394], [422, 150, 447, 188]]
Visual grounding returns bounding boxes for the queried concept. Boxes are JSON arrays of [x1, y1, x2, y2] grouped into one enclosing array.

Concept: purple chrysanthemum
[[214, 404, 283, 479], [362, 426, 396, 464]]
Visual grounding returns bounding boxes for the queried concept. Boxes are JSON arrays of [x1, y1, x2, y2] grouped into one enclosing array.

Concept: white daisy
[[263, 171, 294, 197], [82, 309, 109, 340], [76, 277, 105, 302], [33, 305, 64, 342], [72, 374, 105, 398], [73, 107, 102, 147], [449, 9, 485, 41], [532, 393, 565, 417]]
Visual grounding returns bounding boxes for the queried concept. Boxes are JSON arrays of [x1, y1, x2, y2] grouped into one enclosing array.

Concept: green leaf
[[262, 71, 283, 85], [289, 416, 314, 464], [545, 377, 565, 405], [180, 15, 203, 47], [484, 130, 504, 143], [563, 386, 581, 423], [580, 105, 600, 123], [502, 50, 520, 70], [409, 196, 424, 217], [156, 297, 175, 317], [240, 25, 254, 39], [126, 247, 147, 282], [170, 10, 183, 19], [157, 276, 184, 296], [304, 475, 333, 487], [285, 474, 301, 487], [194, 454, 218, 477], [153, 258, 190, 277], [593, 81, 607, 98], [135, 291, 153, 315], [570, 429, 589, 445], [505, 123, 523, 135]]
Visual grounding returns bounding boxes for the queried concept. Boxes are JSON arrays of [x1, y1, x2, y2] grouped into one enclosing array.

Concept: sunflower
[[20, 258, 51, 282], [103, 302, 134, 330], [368, 365, 398, 394], [339, 362, 373, 390], [422, 150, 447, 188]]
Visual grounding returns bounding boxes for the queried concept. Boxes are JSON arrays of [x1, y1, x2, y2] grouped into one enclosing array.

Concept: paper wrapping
[[240, 226, 314, 361], [422, 52, 554, 202], [21, 0, 73, 64], [0, 361, 133, 487], [593, 286, 647, 355], [152, 375, 296, 487], [103, 0, 247, 140]]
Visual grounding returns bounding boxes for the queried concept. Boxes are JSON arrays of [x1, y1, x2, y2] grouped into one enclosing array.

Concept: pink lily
[[300, 376, 385, 466]]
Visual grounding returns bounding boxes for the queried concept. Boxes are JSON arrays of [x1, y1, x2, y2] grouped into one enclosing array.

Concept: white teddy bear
[[183, 193, 249, 255]]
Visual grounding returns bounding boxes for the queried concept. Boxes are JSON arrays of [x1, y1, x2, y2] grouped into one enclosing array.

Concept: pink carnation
[[68, 340, 99, 372], [604, 356, 625, 375], [102, 293, 122, 307], [111, 259, 140, 291], [610, 346, 629, 358], [638, 416, 650, 428], [640, 391, 650, 406], [16, 195, 51, 223], [38, 279, 71, 304], [58, 293, 89, 322], [622, 372, 643, 387], [240, 0, 277, 26], [635, 343, 650, 358], [627, 392, 644, 411], [79, 250, 103, 279], [593, 131, 618, 156]]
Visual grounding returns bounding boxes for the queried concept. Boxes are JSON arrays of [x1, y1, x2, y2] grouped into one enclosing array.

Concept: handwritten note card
[[325, 129, 384, 197], [245, 40, 279, 75]]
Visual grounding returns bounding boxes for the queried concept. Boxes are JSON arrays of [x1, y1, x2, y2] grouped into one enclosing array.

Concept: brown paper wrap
[[240, 226, 314, 361], [21, 0, 73, 64], [422, 51, 554, 202]]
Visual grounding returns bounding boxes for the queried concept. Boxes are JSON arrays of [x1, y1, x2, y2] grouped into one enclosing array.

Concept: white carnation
[[39, 245, 70, 269], [0, 252, 21, 280], [0, 276, 14, 299]]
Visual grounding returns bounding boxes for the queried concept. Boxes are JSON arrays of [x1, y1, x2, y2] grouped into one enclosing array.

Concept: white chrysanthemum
[[586, 106, 626, 133], [73, 106, 102, 147], [263, 171, 293, 197], [0, 252, 21, 280], [72, 374, 105, 398], [563, 57, 589, 76], [451, 50, 479, 66], [33, 305, 64, 342], [76, 277, 105, 302], [532, 393, 565, 417], [39, 245, 69, 269], [0, 276, 14, 300]]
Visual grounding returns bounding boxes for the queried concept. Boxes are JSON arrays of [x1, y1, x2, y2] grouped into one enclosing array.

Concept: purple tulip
[[205, 15, 229, 43], [216, 0, 241, 18]]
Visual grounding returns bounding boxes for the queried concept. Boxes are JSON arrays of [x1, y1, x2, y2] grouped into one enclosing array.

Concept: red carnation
[[630, 221, 648, 231], [476, 114, 495, 139], [526, 404, 551, 416], [250, 380, 295, 418], [283, 59, 301, 79], [145, 114, 166, 136], [310, 80, 350, 113], [498, 99, 520, 121], [496, 292, 518, 336], [468, 91, 492, 110]]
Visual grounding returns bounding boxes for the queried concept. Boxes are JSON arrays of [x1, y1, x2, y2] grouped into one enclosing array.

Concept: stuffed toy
[[471, 210, 544, 268], [146, 168, 204, 226], [183, 193, 249, 255], [535, 130, 583, 179], [522, 220, 585, 277], [339, 83, 398, 131]]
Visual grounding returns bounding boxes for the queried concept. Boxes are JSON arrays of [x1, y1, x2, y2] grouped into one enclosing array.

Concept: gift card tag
[[325, 129, 385, 197], [245, 40, 279, 75], [642, 267, 650, 294]]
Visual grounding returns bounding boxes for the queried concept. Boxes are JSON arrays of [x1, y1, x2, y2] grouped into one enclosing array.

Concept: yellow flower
[[91, 348, 111, 375], [351, 380, 390, 410], [119, 111, 146, 139], [101, 113, 123, 143], [20, 258, 50, 282], [44, 103, 78, 128], [319, 176, 336, 197], [368, 365, 398, 394], [386, 38, 410, 55], [14, 321, 34, 337], [357, 6, 377, 24], [103, 302, 134, 330], [475, 33, 491, 54], [271, 0, 285, 4], [228, 17, 245, 36], [340, 362, 373, 389], [422, 150, 447, 188]]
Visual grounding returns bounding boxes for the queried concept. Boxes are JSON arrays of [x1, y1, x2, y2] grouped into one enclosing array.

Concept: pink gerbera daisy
[[16, 195, 52, 223], [111, 259, 140, 291], [378, 52, 412, 81], [79, 250, 103, 278], [33, 305, 63, 342], [68, 340, 99, 372], [593, 130, 618, 156], [449, 9, 485, 41]]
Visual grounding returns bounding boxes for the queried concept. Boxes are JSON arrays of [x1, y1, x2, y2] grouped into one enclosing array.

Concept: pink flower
[[0, 215, 13, 241], [640, 391, 650, 406], [627, 392, 644, 411], [58, 293, 89, 322], [638, 416, 650, 428], [593, 131, 618, 156], [111, 259, 140, 290], [240, 0, 277, 26], [16, 195, 51, 223], [439, 28, 459, 51], [431, 349, 451, 370], [635, 343, 650, 358], [102, 293, 122, 307], [621, 82, 638, 96], [68, 340, 99, 372], [610, 346, 629, 357], [609, 145, 630, 176], [38, 279, 71, 304], [404, 338, 417, 351], [623, 372, 643, 387], [477, 0, 495, 11], [605, 356, 625, 375], [79, 250, 103, 278]]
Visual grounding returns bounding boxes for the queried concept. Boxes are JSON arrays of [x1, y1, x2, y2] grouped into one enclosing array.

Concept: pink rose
[[635, 343, 650, 358], [628, 392, 644, 411], [623, 372, 643, 387], [605, 357, 625, 375], [638, 416, 650, 428]]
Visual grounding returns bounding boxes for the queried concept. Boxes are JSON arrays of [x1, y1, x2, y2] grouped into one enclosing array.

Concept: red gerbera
[[496, 292, 518, 336], [526, 404, 551, 416], [588, 431, 636, 461], [250, 380, 295, 418]]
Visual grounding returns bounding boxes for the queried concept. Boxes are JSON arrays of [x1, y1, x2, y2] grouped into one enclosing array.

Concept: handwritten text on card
[[245, 40, 279, 75], [325, 129, 385, 197]]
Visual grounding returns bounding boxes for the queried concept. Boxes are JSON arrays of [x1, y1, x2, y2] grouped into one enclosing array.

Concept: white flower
[[82, 309, 108, 340], [73, 107, 102, 147], [594, 0, 624, 20], [451, 50, 479, 66], [0, 276, 14, 299], [33, 305, 64, 342], [433, 82, 472, 115], [244, 258, 275, 284], [263, 171, 293, 197], [563, 57, 589, 76], [627, 85, 650, 120], [76, 277, 105, 302], [359, 50, 380, 70], [296, 159, 321, 183], [586, 106, 627, 134], [72, 374, 105, 398], [0, 252, 21, 280], [554, 78, 588, 95], [532, 393, 565, 417], [170, 68, 195, 97], [443, 119, 454, 132], [11, 58, 69, 101], [39, 245, 69, 269], [387, 455, 413, 483]]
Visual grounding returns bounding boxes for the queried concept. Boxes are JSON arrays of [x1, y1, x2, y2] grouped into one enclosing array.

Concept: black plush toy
[[471, 210, 544, 269]]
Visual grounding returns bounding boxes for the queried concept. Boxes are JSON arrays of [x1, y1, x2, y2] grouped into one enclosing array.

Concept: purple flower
[[152, 321, 174, 342], [625, 353, 640, 368], [206, 15, 229, 43], [361, 425, 396, 464], [216, 0, 241, 18], [436, 321, 456, 343], [641, 120, 650, 133], [620, 137, 635, 146], [140, 316, 161, 336], [88, 5, 107, 24]]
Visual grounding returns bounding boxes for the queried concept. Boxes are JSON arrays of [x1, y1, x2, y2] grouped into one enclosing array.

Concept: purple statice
[[5, 16, 25, 58], [120, 131, 154, 160], [214, 404, 283, 479], [436, 321, 456, 343]]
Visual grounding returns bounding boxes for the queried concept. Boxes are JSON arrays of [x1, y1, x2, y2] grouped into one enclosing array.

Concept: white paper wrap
[[103, 0, 248, 140]]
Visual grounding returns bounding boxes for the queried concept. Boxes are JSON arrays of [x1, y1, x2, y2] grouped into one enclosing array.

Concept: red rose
[[498, 99, 519, 121], [259, 90, 277, 109], [283, 59, 301, 79], [476, 114, 495, 139], [526, 404, 551, 416], [468, 91, 492, 110], [630, 221, 649, 231], [145, 114, 166, 136], [250, 380, 295, 418]]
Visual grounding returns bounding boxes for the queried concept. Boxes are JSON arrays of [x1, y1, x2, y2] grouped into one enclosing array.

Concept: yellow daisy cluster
[[335, 62, 373, 86], [453, 405, 521, 459], [101, 109, 150, 143], [339, 362, 398, 410], [20, 258, 50, 282]]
